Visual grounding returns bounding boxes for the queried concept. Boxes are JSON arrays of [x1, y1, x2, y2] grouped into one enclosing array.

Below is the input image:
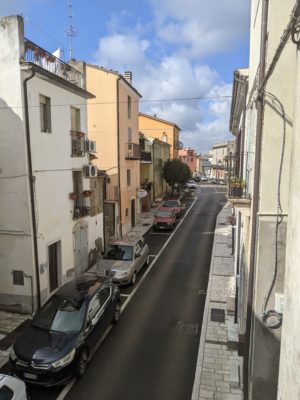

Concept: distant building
[[210, 140, 236, 179], [178, 148, 197, 174], [139, 112, 182, 159]]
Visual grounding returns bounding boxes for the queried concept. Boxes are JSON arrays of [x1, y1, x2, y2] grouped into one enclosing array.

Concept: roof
[[139, 112, 181, 131], [55, 274, 109, 304], [85, 63, 142, 98], [20, 63, 95, 99]]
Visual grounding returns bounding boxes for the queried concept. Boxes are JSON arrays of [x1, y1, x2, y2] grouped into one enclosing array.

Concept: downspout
[[116, 77, 122, 238], [244, 1, 269, 399], [241, 80, 248, 179], [23, 69, 41, 309]]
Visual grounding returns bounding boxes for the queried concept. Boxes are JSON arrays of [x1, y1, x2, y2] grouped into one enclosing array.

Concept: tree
[[163, 159, 192, 194]]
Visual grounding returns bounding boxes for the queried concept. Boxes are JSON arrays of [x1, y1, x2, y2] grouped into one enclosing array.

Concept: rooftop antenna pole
[[65, 0, 76, 60]]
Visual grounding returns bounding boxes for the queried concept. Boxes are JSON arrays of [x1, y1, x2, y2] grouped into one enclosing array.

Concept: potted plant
[[83, 190, 92, 198], [69, 192, 77, 200]]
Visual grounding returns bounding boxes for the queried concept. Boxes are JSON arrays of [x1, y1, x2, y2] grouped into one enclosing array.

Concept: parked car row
[[7, 233, 152, 390]]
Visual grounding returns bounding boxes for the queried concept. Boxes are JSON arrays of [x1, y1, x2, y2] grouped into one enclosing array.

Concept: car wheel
[[74, 349, 88, 378], [113, 301, 121, 324], [131, 271, 137, 286]]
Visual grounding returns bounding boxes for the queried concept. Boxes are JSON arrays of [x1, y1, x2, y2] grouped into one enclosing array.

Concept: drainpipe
[[23, 69, 41, 309], [244, 1, 269, 398], [241, 80, 248, 179], [116, 77, 122, 238]]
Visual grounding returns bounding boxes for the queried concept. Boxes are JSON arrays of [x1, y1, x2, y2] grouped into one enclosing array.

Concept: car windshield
[[164, 200, 178, 207], [32, 296, 86, 333], [156, 210, 173, 217], [103, 245, 134, 261]]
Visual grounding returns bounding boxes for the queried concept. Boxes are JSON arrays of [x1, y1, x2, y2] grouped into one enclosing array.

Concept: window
[[128, 95, 131, 118], [127, 169, 131, 186], [128, 127, 132, 143], [40, 94, 51, 133], [87, 295, 101, 322], [0, 385, 14, 400], [99, 287, 110, 306], [71, 107, 81, 131]]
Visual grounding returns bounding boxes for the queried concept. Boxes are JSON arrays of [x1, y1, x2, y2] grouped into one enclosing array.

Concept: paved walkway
[[192, 203, 243, 400]]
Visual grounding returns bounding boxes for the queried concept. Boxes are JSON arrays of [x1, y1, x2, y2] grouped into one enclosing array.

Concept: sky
[[0, 0, 250, 154]]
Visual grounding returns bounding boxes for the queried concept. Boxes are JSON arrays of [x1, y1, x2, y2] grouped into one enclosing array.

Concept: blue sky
[[1, 0, 250, 154]]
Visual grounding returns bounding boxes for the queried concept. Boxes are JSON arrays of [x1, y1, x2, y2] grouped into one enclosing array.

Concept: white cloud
[[151, 0, 250, 58], [93, 34, 149, 70]]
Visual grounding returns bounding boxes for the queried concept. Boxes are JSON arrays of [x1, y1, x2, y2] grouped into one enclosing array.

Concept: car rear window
[[156, 210, 173, 217], [0, 385, 14, 400]]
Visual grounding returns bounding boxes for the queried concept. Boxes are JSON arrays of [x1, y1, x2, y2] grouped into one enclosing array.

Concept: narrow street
[[60, 187, 227, 400]]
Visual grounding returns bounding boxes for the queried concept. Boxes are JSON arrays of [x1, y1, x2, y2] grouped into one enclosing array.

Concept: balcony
[[24, 39, 84, 88], [71, 130, 86, 157], [174, 140, 183, 150], [140, 150, 152, 163], [228, 181, 251, 208], [73, 206, 90, 219], [126, 143, 140, 160], [106, 185, 119, 202]]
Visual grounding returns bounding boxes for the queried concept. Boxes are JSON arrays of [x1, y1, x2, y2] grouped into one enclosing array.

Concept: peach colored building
[[73, 63, 141, 238], [179, 148, 197, 174], [139, 112, 182, 159]]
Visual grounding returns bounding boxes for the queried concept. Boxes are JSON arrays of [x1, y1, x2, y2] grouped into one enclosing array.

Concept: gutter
[[244, 0, 269, 398], [116, 77, 122, 238], [23, 69, 41, 309]]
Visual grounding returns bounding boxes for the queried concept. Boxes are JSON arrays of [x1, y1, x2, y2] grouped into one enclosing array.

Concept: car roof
[[55, 274, 109, 304], [110, 236, 143, 246], [157, 206, 174, 211]]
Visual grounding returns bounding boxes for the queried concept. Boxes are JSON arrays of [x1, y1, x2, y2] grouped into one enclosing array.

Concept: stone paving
[[0, 311, 29, 368], [192, 203, 243, 400]]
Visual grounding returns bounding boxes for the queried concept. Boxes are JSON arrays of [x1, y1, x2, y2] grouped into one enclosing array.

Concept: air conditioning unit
[[86, 140, 97, 153], [83, 165, 97, 178]]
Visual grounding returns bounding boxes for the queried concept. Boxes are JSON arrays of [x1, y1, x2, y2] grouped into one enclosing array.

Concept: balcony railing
[[23, 39, 84, 88], [106, 185, 119, 202], [126, 143, 140, 159], [228, 181, 250, 200], [71, 130, 86, 157], [140, 151, 152, 162]]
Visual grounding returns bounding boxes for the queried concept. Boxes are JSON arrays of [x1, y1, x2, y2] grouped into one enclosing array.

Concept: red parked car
[[161, 198, 183, 219], [153, 207, 176, 231]]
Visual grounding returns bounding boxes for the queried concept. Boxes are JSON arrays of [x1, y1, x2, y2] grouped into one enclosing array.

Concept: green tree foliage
[[163, 159, 192, 193]]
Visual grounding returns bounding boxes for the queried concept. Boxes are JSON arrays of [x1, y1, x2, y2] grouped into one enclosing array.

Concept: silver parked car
[[0, 374, 27, 400], [89, 236, 150, 286]]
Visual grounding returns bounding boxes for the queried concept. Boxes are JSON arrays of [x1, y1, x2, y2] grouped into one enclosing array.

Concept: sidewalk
[[192, 203, 243, 400]]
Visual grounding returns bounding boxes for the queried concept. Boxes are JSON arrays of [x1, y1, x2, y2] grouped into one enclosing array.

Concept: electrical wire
[[261, 91, 286, 329], [0, 95, 232, 111]]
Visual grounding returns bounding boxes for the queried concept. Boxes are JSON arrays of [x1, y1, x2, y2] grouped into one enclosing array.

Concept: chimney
[[124, 71, 132, 84]]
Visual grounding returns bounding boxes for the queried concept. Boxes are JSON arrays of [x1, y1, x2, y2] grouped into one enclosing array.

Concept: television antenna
[[65, 0, 76, 60]]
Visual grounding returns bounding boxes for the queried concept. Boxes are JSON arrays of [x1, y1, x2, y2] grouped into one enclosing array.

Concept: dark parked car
[[9, 275, 120, 387], [153, 207, 176, 231]]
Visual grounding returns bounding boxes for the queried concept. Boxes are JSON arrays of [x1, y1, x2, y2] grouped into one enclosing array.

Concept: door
[[131, 199, 135, 227], [74, 224, 88, 275], [85, 287, 112, 349], [104, 202, 115, 249], [48, 241, 61, 292]]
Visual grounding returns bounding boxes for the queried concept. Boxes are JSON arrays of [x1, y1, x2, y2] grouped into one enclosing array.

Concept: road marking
[[56, 196, 198, 400], [120, 294, 130, 298], [121, 196, 198, 312]]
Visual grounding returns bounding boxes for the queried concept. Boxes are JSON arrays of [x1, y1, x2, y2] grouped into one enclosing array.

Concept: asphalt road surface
[[63, 186, 227, 400]]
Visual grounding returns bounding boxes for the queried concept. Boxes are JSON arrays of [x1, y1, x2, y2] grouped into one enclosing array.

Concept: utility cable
[[261, 91, 286, 329]]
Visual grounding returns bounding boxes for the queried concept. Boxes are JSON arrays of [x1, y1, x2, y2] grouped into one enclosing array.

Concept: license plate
[[23, 372, 38, 380]]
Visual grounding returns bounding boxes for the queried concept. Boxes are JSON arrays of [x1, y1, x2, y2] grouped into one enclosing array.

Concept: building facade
[[229, 1, 297, 399], [73, 63, 141, 238], [139, 112, 182, 159], [178, 148, 197, 174], [0, 16, 104, 313]]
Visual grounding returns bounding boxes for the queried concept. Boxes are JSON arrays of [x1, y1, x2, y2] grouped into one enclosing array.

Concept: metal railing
[[140, 151, 152, 162], [23, 39, 84, 88], [70, 130, 86, 157]]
